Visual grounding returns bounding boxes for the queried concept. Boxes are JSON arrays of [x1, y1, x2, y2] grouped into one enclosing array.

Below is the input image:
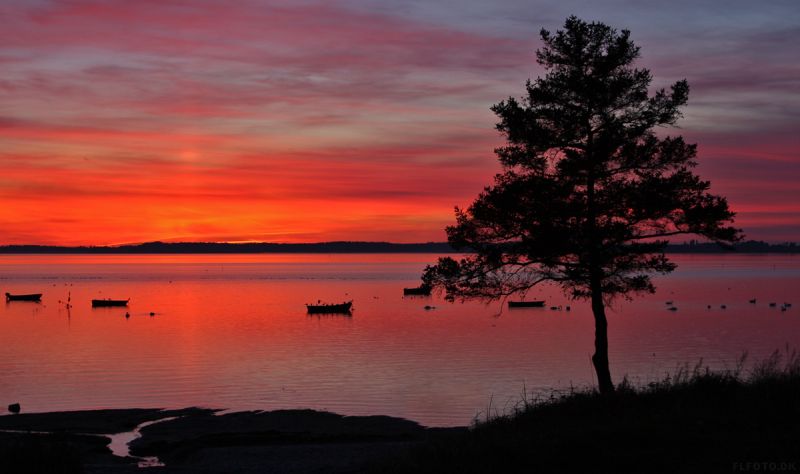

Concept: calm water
[[1, 253, 798, 426]]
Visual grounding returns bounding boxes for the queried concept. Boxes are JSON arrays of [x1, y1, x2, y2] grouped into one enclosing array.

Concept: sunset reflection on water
[[1, 253, 798, 426]]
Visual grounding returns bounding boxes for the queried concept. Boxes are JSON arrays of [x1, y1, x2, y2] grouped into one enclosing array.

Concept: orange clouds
[[1, 1, 798, 244], [1, 1, 518, 244], [0, 138, 500, 244]]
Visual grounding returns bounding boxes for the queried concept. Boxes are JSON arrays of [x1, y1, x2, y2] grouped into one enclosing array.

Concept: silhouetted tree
[[422, 17, 741, 394]]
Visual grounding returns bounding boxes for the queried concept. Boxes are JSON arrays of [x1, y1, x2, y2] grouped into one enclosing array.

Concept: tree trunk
[[590, 279, 614, 394], [585, 122, 614, 393]]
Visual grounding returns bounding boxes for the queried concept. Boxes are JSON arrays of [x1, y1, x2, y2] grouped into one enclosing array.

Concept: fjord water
[[1, 253, 798, 426]]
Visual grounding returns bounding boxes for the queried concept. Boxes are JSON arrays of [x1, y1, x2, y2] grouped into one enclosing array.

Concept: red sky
[[1, 0, 798, 245]]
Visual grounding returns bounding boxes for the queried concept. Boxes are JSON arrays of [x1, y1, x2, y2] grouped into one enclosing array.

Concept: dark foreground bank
[[0, 407, 463, 474], [371, 351, 800, 474], [1, 352, 798, 473]]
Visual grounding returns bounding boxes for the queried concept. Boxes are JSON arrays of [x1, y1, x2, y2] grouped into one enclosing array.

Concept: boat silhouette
[[508, 300, 546, 308], [5, 292, 42, 302], [306, 301, 353, 314], [403, 285, 432, 296], [92, 298, 130, 307]]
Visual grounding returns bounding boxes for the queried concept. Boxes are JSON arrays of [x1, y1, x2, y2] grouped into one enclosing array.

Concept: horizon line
[[0, 240, 796, 254], [0, 240, 454, 248]]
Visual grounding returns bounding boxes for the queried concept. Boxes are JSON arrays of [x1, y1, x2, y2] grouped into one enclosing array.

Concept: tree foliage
[[424, 16, 739, 302], [422, 16, 741, 392]]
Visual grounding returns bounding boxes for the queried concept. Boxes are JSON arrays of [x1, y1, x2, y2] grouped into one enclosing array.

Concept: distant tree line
[[665, 240, 798, 253], [0, 240, 796, 254]]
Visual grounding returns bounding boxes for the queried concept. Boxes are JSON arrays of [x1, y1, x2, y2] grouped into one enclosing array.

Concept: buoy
[[720, 305, 726, 309], [125, 312, 130, 318], [149, 312, 155, 316], [749, 299, 756, 304]]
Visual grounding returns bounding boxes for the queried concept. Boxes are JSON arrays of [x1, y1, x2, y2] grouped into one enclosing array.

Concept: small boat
[[306, 301, 352, 314], [5, 293, 42, 302], [92, 299, 130, 307], [403, 285, 432, 296], [508, 300, 545, 308]]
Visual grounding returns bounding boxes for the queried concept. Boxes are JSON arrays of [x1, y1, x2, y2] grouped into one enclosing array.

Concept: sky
[[1, 0, 798, 245]]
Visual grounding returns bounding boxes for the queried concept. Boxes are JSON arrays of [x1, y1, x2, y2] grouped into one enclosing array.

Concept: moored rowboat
[[403, 285, 432, 296], [5, 292, 42, 302], [508, 300, 545, 308], [306, 301, 353, 314], [92, 299, 129, 307]]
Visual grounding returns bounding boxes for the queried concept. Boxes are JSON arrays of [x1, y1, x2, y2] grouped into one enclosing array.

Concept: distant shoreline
[[0, 241, 457, 254], [0, 240, 797, 254]]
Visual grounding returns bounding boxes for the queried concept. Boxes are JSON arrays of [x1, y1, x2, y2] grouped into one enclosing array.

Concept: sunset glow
[[1, 0, 798, 245]]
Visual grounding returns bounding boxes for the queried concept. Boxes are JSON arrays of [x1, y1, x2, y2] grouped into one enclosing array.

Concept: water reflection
[[0, 253, 798, 426]]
